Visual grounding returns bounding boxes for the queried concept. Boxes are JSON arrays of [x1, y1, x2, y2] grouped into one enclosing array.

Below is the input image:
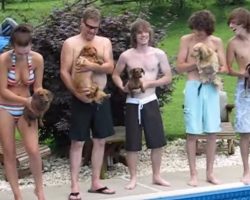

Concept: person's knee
[[93, 138, 105, 147], [26, 146, 40, 158], [187, 134, 197, 142], [71, 140, 84, 151], [207, 133, 217, 141]]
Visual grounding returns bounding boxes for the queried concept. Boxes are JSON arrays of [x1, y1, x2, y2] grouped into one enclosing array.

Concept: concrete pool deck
[[0, 165, 246, 200]]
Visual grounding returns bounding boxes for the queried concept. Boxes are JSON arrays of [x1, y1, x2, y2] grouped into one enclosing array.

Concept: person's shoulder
[[31, 51, 43, 60], [152, 47, 165, 55], [96, 35, 111, 43], [180, 34, 193, 41], [63, 34, 81, 45], [119, 48, 133, 58], [210, 35, 223, 43], [0, 50, 11, 61]]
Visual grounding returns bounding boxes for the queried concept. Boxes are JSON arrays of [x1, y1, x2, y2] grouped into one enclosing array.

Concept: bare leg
[[186, 134, 198, 186], [68, 140, 84, 200], [125, 151, 137, 190], [0, 110, 22, 200], [91, 138, 115, 194], [239, 134, 250, 185], [18, 117, 45, 200], [151, 148, 170, 187], [206, 133, 220, 185]]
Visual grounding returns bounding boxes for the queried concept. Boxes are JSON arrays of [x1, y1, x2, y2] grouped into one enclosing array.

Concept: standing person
[[112, 18, 172, 190], [60, 7, 115, 200], [226, 7, 250, 185], [0, 24, 45, 200], [176, 10, 227, 187]]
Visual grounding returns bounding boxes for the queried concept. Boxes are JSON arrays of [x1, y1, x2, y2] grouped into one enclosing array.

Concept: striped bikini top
[[7, 51, 35, 86]]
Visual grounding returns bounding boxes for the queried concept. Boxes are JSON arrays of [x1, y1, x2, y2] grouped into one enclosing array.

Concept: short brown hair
[[188, 10, 215, 35], [130, 18, 154, 48], [10, 24, 33, 47], [82, 7, 101, 23], [227, 7, 250, 33]]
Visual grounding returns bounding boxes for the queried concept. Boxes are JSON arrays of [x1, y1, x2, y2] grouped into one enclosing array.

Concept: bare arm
[[81, 39, 114, 74], [145, 50, 172, 88], [60, 40, 76, 94], [226, 40, 242, 77], [176, 36, 197, 73], [112, 52, 127, 92], [216, 38, 228, 74], [0, 53, 28, 105], [33, 52, 44, 92]]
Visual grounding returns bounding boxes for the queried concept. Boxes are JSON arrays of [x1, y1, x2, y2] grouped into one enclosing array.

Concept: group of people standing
[[0, 5, 249, 200]]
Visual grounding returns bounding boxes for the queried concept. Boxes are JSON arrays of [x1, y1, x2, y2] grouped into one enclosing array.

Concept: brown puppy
[[191, 42, 222, 90], [73, 45, 110, 104], [127, 67, 145, 97], [23, 88, 53, 127]]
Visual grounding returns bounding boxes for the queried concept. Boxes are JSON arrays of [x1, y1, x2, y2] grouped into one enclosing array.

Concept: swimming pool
[[111, 183, 250, 200], [150, 185, 250, 200]]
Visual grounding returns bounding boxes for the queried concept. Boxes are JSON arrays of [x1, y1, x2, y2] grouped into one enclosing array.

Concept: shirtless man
[[176, 10, 227, 187], [227, 7, 250, 185], [60, 7, 115, 200], [112, 18, 172, 190]]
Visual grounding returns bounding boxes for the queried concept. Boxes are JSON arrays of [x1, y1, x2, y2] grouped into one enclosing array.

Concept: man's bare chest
[[126, 54, 159, 71]]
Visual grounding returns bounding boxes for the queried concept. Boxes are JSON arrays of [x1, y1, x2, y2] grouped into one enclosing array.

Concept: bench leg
[[227, 139, 235, 155]]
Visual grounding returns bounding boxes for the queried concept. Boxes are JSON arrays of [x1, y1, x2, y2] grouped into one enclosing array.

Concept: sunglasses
[[83, 22, 99, 30]]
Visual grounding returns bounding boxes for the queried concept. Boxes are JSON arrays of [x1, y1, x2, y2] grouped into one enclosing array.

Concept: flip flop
[[88, 186, 115, 194], [68, 192, 82, 200]]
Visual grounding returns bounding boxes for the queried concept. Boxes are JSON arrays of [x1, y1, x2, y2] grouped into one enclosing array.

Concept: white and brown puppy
[[191, 42, 222, 90], [23, 88, 53, 127]]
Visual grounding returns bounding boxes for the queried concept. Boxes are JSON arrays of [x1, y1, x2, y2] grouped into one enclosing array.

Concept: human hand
[[75, 57, 93, 72], [24, 97, 37, 114], [74, 88, 93, 103], [122, 83, 130, 93]]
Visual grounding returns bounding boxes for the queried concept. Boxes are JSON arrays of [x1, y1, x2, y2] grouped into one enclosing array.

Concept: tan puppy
[[23, 88, 53, 127], [191, 42, 222, 90], [128, 67, 145, 97], [73, 45, 110, 104]]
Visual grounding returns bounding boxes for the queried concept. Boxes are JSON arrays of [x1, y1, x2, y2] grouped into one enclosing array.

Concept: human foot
[[241, 174, 250, 185], [187, 175, 198, 187], [207, 175, 221, 185], [125, 178, 137, 190], [153, 176, 171, 187], [34, 189, 46, 200], [68, 192, 81, 200]]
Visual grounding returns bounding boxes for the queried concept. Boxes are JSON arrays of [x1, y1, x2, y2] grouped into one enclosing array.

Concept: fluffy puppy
[[191, 42, 222, 90], [127, 67, 145, 97], [73, 45, 110, 104], [244, 63, 250, 92], [23, 88, 53, 127]]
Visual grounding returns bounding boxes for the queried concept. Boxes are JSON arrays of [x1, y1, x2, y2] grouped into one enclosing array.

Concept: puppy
[[244, 63, 250, 94], [73, 45, 110, 104], [23, 88, 53, 127], [191, 42, 222, 94], [127, 67, 145, 97]]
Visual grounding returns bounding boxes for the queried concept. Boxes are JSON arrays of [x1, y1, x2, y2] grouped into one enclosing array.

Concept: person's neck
[[194, 35, 209, 43], [237, 32, 250, 41], [135, 44, 150, 53]]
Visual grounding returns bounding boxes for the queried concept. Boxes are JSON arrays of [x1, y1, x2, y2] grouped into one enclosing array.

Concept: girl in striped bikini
[[0, 24, 45, 200]]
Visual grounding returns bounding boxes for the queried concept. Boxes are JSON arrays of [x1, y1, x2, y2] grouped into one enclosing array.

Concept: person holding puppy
[[112, 18, 172, 190], [0, 24, 46, 200], [60, 7, 115, 199], [226, 7, 250, 185], [176, 10, 227, 187]]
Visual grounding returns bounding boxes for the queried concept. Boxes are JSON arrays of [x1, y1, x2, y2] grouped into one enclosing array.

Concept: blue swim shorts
[[235, 79, 250, 133], [183, 80, 221, 134]]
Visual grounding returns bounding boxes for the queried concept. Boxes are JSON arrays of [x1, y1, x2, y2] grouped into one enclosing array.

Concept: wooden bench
[[0, 140, 51, 178], [196, 91, 236, 155], [101, 126, 126, 178]]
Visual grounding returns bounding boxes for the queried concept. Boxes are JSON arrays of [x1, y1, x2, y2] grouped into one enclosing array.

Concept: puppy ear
[[140, 68, 145, 74], [47, 90, 54, 101], [200, 45, 212, 60], [129, 69, 134, 76]]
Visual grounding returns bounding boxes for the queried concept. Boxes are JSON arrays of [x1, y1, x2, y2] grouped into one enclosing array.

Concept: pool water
[[150, 185, 250, 200]]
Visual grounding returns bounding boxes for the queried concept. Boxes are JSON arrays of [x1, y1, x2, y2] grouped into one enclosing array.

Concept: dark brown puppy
[[73, 45, 110, 104], [244, 63, 250, 91], [23, 88, 53, 127], [128, 67, 145, 97]]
